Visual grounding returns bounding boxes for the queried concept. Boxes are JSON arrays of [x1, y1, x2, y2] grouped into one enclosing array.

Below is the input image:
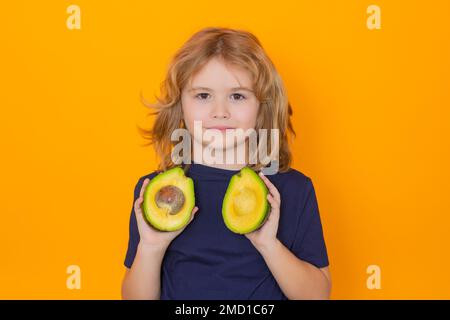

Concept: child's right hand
[[133, 178, 199, 250]]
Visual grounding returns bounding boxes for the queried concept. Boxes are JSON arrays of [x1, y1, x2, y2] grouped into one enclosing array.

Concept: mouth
[[205, 126, 236, 132]]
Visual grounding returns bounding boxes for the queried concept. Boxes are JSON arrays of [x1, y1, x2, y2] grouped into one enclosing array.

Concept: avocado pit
[[155, 185, 185, 215]]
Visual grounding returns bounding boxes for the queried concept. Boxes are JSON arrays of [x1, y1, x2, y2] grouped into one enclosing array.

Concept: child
[[121, 27, 331, 300]]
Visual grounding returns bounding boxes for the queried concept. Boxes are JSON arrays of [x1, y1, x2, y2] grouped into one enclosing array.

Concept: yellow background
[[1, 1, 449, 299]]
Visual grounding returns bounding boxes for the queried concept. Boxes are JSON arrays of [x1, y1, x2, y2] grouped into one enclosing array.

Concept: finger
[[134, 179, 150, 216], [134, 201, 142, 218], [139, 178, 150, 198], [134, 197, 143, 215], [267, 193, 280, 207], [189, 206, 199, 222], [259, 172, 280, 201], [267, 194, 280, 215], [178, 206, 199, 233]]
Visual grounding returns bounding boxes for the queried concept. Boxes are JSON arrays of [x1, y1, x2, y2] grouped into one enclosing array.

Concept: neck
[[191, 141, 249, 171], [194, 159, 247, 171]]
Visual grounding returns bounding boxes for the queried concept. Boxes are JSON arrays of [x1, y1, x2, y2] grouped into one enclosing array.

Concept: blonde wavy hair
[[138, 27, 296, 172]]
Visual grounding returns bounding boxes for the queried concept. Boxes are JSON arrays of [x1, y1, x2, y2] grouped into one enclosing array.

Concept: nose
[[211, 99, 230, 119]]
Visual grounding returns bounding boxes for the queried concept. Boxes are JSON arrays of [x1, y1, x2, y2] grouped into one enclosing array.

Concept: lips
[[206, 126, 235, 131]]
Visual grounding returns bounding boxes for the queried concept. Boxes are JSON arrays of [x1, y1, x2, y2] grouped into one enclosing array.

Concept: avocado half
[[142, 167, 195, 231], [222, 167, 270, 234]]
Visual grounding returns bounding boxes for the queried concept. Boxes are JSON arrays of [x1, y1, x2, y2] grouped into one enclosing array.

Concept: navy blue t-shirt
[[124, 162, 329, 300]]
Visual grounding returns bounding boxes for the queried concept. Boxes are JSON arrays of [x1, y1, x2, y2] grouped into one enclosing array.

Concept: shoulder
[[269, 167, 314, 195], [139, 170, 161, 182], [132, 170, 161, 196]]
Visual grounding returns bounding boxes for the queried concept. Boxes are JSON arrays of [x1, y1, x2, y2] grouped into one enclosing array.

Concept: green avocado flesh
[[222, 167, 270, 234], [143, 167, 195, 231]]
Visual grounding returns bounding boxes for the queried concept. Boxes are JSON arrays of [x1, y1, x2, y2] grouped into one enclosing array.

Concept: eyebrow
[[188, 86, 254, 93]]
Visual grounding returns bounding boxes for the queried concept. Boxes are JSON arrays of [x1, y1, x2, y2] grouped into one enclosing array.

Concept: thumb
[[173, 206, 198, 235], [183, 206, 199, 227], [188, 206, 199, 223]]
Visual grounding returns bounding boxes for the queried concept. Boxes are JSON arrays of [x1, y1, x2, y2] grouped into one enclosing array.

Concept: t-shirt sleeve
[[290, 177, 329, 268], [124, 177, 144, 268]]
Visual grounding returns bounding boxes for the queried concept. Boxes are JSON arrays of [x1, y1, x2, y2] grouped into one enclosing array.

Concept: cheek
[[181, 99, 209, 127], [234, 102, 259, 129]]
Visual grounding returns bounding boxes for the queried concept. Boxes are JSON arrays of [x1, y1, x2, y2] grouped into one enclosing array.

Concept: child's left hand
[[245, 171, 281, 251]]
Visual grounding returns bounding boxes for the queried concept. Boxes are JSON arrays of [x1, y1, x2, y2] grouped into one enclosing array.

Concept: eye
[[231, 93, 246, 100], [195, 93, 210, 100]]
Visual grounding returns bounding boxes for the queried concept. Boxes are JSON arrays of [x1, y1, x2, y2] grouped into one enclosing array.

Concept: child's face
[[181, 57, 260, 152]]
